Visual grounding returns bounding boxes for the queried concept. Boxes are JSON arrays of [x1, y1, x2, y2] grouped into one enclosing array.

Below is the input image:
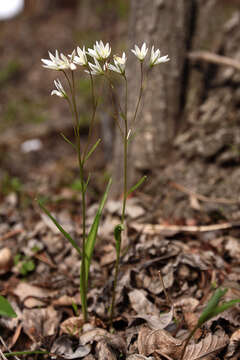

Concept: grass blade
[[210, 299, 240, 318], [84, 138, 101, 162], [198, 288, 227, 326], [127, 175, 147, 196], [114, 224, 124, 256], [38, 199, 81, 256], [60, 133, 76, 150], [85, 178, 112, 284]]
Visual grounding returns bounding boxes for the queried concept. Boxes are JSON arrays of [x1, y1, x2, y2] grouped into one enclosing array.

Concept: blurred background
[[2, 0, 240, 222], [0, 0, 129, 199]]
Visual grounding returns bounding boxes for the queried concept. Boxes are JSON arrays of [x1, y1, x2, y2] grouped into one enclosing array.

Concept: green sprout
[[180, 287, 240, 360]]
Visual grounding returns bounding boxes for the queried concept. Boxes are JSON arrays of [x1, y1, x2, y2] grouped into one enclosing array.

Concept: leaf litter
[[2, 182, 240, 360]]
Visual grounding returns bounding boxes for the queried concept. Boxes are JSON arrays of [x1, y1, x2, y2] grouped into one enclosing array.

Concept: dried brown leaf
[[183, 333, 229, 360], [96, 339, 117, 360], [60, 316, 85, 337], [226, 328, 240, 358], [174, 297, 199, 312], [13, 282, 55, 303], [79, 328, 109, 345], [51, 335, 91, 359], [129, 289, 159, 316], [138, 327, 183, 358], [22, 306, 61, 341], [134, 306, 173, 330]]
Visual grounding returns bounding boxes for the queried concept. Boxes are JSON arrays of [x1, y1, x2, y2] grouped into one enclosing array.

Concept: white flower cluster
[[42, 41, 169, 97]]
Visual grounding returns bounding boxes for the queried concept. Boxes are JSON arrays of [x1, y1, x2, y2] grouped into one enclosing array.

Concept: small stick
[[0, 337, 20, 360], [131, 222, 237, 234], [188, 50, 240, 71], [0, 229, 23, 242], [170, 181, 239, 205], [158, 270, 177, 321]]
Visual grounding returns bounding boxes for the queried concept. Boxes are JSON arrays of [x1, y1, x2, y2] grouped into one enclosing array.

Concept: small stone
[[0, 247, 12, 274], [178, 264, 190, 280]]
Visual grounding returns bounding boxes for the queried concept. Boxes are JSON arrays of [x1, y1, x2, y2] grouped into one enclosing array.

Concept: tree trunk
[[112, 0, 193, 196], [112, 0, 239, 198]]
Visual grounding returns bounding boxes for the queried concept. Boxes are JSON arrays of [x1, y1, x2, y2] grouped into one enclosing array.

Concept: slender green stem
[[106, 75, 124, 138], [131, 62, 144, 128], [110, 74, 128, 326], [69, 70, 87, 322], [121, 74, 128, 225], [83, 68, 98, 162], [109, 238, 121, 326], [79, 162, 87, 322]]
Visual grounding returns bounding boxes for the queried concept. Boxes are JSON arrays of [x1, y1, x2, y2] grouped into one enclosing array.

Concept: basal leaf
[[210, 298, 240, 318], [0, 296, 17, 318], [114, 224, 124, 255], [84, 139, 101, 162], [38, 199, 81, 256], [198, 288, 228, 326], [127, 175, 147, 196], [85, 178, 112, 284]]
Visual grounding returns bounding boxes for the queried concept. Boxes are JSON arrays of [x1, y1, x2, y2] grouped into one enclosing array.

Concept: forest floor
[[1, 2, 240, 360]]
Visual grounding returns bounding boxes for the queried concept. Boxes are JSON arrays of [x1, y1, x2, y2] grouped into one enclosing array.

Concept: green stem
[[121, 74, 128, 225], [131, 62, 144, 128], [110, 75, 128, 326], [106, 75, 124, 138], [79, 162, 87, 322], [70, 70, 87, 322], [109, 237, 121, 326], [83, 68, 98, 162]]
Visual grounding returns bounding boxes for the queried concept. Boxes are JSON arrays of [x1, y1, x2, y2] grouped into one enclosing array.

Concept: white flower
[[88, 40, 111, 60], [41, 50, 77, 71], [74, 46, 88, 66], [150, 46, 170, 67], [51, 79, 67, 98], [106, 52, 126, 75], [131, 43, 148, 61], [85, 58, 105, 76], [62, 50, 77, 70]]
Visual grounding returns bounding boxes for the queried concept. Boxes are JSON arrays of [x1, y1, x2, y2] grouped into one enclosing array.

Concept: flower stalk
[[41, 41, 169, 325]]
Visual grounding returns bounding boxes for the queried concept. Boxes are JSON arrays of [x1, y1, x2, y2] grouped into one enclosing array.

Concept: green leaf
[[26, 260, 35, 272], [0, 296, 17, 318], [114, 224, 124, 256], [210, 299, 240, 318], [127, 175, 147, 196], [60, 133, 76, 150], [84, 139, 101, 162], [38, 199, 82, 256], [85, 178, 112, 284], [198, 288, 228, 326]]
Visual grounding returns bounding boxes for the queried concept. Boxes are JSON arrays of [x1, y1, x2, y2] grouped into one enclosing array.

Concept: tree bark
[[112, 0, 239, 197], [112, 0, 193, 196]]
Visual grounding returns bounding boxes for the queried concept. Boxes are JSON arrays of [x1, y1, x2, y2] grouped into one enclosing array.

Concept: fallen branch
[[170, 182, 239, 205], [0, 229, 23, 242], [131, 221, 238, 234], [188, 50, 240, 71]]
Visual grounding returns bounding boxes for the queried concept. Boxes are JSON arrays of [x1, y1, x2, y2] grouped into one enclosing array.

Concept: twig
[[0, 337, 20, 360], [0, 349, 8, 360], [188, 50, 240, 71], [158, 270, 177, 321], [0, 229, 23, 242], [170, 181, 239, 205], [131, 221, 238, 234]]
